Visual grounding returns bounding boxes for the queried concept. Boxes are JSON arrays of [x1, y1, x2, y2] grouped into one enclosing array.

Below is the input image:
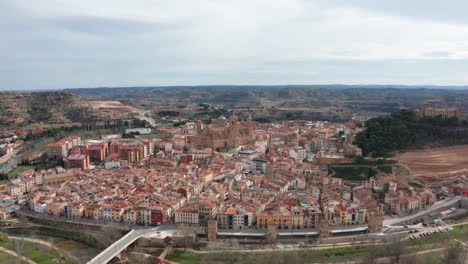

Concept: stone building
[[190, 115, 253, 150], [367, 210, 384, 233], [418, 102, 464, 120]]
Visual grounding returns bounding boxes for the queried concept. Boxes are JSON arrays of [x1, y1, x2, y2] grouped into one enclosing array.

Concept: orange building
[[47, 136, 81, 159]]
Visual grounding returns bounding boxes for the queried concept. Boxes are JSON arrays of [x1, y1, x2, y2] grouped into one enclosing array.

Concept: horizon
[[4, 83, 468, 93]]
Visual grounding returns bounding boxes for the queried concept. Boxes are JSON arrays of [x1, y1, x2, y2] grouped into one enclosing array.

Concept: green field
[[415, 251, 449, 264], [167, 247, 366, 264], [0, 250, 19, 263], [0, 239, 77, 264], [377, 165, 393, 174], [407, 224, 467, 251], [409, 182, 425, 188], [14, 234, 100, 263], [337, 158, 397, 166], [330, 166, 375, 180], [6, 165, 35, 179]]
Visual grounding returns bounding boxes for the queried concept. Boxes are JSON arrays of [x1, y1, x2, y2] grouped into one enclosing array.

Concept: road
[[383, 196, 462, 226], [134, 110, 157, 127]]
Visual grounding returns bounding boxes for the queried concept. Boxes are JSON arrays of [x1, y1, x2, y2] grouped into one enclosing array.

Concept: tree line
[[356, 109, 468, 157]]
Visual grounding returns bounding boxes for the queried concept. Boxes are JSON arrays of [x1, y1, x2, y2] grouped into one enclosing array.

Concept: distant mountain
[[63, 85, 468, 103]]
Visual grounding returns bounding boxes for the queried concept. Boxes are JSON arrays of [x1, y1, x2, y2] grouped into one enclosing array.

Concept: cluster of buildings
[[1, 113, 458, 233], [46, 135, 156, 170], [384, 181, 436, 215], [0, 140, 23, 164], [417, 101, 464, 121]]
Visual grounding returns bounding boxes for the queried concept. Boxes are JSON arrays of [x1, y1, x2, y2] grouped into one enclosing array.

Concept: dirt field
[[396, 145, 468, 177], [88, 101, 134, 110]]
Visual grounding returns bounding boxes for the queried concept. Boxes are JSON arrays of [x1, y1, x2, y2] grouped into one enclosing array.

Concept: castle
[[190, 115, 253, 150], [418, 102, 464, 120]]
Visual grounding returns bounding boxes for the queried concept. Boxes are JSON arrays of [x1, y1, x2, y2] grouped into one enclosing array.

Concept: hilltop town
[[1, 107, 466, 224], [0, 99, 466, 263]]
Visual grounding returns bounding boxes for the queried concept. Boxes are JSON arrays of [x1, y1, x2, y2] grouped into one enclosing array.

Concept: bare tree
[[127, 252, 151, 264], [446, 240, 465, 264], [95, 222, 128, 246], [385, 235, 405, 264], [13, 235, 24, 264], [175, 224, 197, 251], [359, 245, 381, 264], [398, 253, 418, 264]]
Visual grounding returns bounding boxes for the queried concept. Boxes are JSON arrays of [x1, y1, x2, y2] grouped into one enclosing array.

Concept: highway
[[383, 196, 461, 226]]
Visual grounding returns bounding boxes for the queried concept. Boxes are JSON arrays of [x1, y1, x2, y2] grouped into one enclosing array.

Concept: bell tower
[[228, 115, 239, 147], [246, 114, 253, 132], [196, 120, 203, 135]]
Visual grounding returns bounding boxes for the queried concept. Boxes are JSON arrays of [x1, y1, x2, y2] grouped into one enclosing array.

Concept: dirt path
[[9, 236, 79, 262], [332, 247, 446, 264], [0, 246, 37, 264], [186, 240, 384, 254]]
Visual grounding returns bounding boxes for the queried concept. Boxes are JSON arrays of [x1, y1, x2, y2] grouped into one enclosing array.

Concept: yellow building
[[257, 206, 292, 229]]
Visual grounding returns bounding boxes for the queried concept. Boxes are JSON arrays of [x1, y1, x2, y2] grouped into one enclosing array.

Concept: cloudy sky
[[1, 0, 468, 90]]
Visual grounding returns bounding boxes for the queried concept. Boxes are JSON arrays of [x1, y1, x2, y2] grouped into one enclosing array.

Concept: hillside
[[65, 85, 468, 103], [64, 85, 468, 122], [0, 91, 89, 129], [355, 109, 468, 157]]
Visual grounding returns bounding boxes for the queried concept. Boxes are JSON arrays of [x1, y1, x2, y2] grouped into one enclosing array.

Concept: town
[[1, 104, 466, 234], [0, 100, 467, 264]]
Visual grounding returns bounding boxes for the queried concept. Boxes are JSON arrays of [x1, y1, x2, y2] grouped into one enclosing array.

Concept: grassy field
[[408, 181, 425, 188], [337, 159, 397, 166], [6, 165, 35, 179], [0, 249, 19, 263], [0, 239, 77, 264], [330, 166, 375, 180], [10, 225, 102, 249], [415, 251, 448, 264], [406, 224, 467, 252], [377, 165, 393, 174], [167, 247, 366, 264], [18, 234, 100, 263]]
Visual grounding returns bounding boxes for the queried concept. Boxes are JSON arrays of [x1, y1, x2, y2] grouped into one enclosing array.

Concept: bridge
[[87, 226, 176, 264], [383, 196, 462, 226]]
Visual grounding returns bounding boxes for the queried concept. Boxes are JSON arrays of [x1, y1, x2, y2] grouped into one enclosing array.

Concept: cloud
[[0, 0, 468, 90], [423, 51, 454, 58]]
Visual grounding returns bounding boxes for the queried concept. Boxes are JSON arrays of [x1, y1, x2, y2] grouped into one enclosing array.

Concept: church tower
[[196, 120, 203, 135], [228, 115, 239, 147], [246, 114, 253, 132]]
